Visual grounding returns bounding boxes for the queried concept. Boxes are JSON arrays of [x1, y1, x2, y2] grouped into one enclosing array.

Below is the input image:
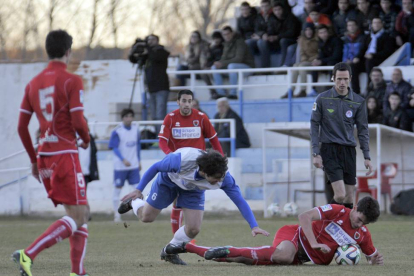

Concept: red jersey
[[19, 61, 89, 158], [299, 204, 377, 265], [159, 109, 217, 152]]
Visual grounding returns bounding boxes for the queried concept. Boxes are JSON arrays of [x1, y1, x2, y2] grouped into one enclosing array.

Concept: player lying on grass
[[118, 147, 269, 265], [165, 196, 384, 266]]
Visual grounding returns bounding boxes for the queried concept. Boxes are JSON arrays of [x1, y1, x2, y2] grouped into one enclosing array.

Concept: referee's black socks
[[330, 199, 353, 209]]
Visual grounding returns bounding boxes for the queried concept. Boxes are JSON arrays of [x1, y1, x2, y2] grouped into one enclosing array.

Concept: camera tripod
[[128, 64, 148, 120]]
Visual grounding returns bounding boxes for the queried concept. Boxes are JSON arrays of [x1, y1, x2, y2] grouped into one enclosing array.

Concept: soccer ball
[[283, 202, 299, 216], [267, 203, 282, 216], [334, 244, 361, 265]]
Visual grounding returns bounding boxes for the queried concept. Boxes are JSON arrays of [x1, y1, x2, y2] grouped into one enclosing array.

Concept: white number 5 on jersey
[[39, 86, 55, 122]]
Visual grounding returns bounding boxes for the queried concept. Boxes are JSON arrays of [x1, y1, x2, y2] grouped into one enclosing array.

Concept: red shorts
[[38, 153, 88, 206], [272, 225, 302, 265]]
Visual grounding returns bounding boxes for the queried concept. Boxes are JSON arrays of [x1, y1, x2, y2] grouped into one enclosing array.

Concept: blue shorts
[[146, 172, 205, 211], [114, 169, 140, 187]]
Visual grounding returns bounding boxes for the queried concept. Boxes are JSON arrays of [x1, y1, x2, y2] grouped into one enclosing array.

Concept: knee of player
[[140, 214, 155, 223], [185, 226, 200, 238], [334, 195, 346, 203], [271, 248, 295, 265]]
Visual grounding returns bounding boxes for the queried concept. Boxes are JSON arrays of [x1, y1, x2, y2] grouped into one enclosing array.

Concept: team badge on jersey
[[321, 204, 332, 212], [354, 232, 360, 240], [193, 120, 199, 127], [346, 110, 353, 118]]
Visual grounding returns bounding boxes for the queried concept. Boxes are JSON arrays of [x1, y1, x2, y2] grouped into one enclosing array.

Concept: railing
[[166, 66, 334, 121]]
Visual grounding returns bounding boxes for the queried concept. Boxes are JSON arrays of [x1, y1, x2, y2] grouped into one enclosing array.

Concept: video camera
[[128, 38, 148, 65]]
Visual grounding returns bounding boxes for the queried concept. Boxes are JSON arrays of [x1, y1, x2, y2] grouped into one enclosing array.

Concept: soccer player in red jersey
[[158, 89, 224, 236], [165, 196, 384, 266], [13, 30, 90, 276]]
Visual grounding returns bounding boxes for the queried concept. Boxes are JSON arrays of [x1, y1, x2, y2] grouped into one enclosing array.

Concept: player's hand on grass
[[251, 227, 269, 237], [311, 243, 331, 254], [368, 252, 384, 265], [364, 159, 373, 176], [31, 163, 41, 183], [121, 189, 143, 201], [313, 155, 323, 169], [123, 159, 131, 167]]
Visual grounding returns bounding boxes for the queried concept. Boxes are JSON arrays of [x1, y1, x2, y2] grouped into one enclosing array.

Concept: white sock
[[113, 188, 122, 213], [131, 198, 145, 217], [169, 226, 192, 245]]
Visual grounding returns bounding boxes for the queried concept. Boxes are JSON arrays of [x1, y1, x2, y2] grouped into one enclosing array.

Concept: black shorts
[[320, 143, 357, 185]]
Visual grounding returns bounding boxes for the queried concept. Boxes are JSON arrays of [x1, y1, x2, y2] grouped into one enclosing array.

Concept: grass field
[[1, 213, 414, 276]]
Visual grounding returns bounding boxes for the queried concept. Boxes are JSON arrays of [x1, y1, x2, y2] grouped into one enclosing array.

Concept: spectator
[[142, 34, 170, 123], [191, 98, 205, 113], [354, 0, 380, 35], [384, 68, 412, 111], [379, 0, 399, 37], [357, 17, 395, 76], [246, 0, 274, 68], [295, 0, 316, 25], [108, 108, 141, 222], [206, 31, 225, 68], [288, 22, 319, 98], [237, 2, 258, 40], [315, 0, 339, 15], [332, 0, 357, 38], [313, 24, 343, 66], [306, 6, 334, 34], [262, 2, 301, 67], [342, 20, 366, 93], [176, 31, 210, 86], [383, 92, 413, 131], [214, 98, 251, 156], [395, 0, 414, 46], [366, 96, 383, 123], [366, 67, 387, 109], [406, 90, 414, 127], [211, 26, 255, 100]]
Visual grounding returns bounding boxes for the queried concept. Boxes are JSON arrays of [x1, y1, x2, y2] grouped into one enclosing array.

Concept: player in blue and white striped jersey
[[118, 147, 269, 265]]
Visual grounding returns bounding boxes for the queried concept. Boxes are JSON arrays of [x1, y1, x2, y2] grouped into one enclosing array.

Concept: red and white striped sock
[[25, 216, 77, 260], [70, 224, 88, 275]]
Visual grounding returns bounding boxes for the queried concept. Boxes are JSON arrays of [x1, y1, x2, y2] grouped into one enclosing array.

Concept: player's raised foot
[[11, 249, 33, 276], [160, 247, 187, 265], [118, 198, 133, 214], [70, 274, 89, 276], [204, 247, 231, 260], [165, 242, 188, 255]]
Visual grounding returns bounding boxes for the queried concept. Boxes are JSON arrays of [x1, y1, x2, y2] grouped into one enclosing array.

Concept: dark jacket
[[342, 31, 365, 62], [143, 45, 170, 92], [383, 108, 413, 132], [318, 36, 343, 65], [220, 33, 255, 68], [354, 7, 380, 35], [88, 135, 99, 181], [310, 87, 370, 159], [255, 13, 274, 38], [206, 43, 224, 68], [357, 31, 395, 65], [266, 11, 301, 40], [384, 80, 413, 111], [379, 7, 399, 37], [237, 10, 257, 40], [366, 80, 387, 111], [214, 108, 251, 149]]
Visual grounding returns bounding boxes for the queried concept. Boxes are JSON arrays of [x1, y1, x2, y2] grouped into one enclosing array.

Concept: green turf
[[1, 214, 414, 276]]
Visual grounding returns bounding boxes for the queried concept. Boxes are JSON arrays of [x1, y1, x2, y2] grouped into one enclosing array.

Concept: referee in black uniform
[[310, 62, 373, 209]]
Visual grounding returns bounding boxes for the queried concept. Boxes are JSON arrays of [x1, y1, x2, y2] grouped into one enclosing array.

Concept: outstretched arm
[[298, 208, 331, 254]]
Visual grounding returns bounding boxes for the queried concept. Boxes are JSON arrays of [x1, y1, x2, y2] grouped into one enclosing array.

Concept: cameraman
[[136, 35, 170, 123]]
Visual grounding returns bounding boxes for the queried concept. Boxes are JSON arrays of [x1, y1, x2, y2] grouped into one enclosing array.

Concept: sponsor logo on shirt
[[175, 122, 180, 126], [320, 204, 332, 212], [172, 127, 201, 139], [325, 222, 357, 246], [39, 130, 59, 144], [337, 220, 343, 225]]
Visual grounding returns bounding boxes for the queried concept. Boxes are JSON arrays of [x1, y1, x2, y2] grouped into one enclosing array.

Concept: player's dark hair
[[197, 149, 228, 178], [121, 108, 135, 118], [45, 30, 73, 59], [333, 62, 352, 79], [357, 197, 380, 223], [222, 26, 233, 33], [178, 90, 194, 100], [241, 1, 250, 7]]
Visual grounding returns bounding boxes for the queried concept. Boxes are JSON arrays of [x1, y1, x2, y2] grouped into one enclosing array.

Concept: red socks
[[227, 246, 276, 262], [170, 207, 183, 234], [70, 224, 88, 275], [185, 243, 210, 257], [25, 216, 76, 260]]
